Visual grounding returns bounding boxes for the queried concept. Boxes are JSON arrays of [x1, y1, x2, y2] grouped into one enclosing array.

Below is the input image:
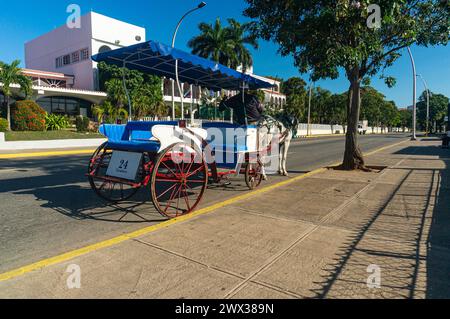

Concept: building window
[[36, 96, 93, 117], [62, 54, 71, 66], [71, 51, 80, 63], [80, 48, 89, 60], [55, 57, 63, 68]]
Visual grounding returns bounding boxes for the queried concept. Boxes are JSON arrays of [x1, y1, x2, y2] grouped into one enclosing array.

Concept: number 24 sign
[[106, 151, 142, 181]]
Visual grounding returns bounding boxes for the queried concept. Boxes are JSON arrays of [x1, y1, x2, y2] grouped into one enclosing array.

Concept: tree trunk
[[6, 96, 11, 131], [342, 71, 365, 170]]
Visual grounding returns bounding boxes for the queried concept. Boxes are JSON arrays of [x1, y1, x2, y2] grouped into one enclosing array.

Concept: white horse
[[258, 115, 296, 177]]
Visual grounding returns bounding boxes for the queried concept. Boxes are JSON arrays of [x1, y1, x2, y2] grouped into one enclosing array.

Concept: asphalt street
[[0, 133, 409, 273]]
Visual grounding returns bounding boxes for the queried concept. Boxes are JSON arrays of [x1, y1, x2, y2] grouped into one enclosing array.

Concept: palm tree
[[226, 18, 258, 71], [0, 60, 32, 130], [188, 18, 258, 71], [188, 18, 236, 67], [92, 101, 128, 124]]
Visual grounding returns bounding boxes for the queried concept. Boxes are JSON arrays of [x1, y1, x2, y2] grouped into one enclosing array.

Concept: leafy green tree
[[325, 93, 347, 133], [311, 87, 332, 124], [98, 62, 165, 119], [361, 86, 384, 131], [417, 91, 449, 132], [281, 77, 307, 121], [244, 0, 449, 169], [188, 18, 257, 70], [398, 108, 412, 132], [0, 60, 32, 130], [380, 100, 399, 132]]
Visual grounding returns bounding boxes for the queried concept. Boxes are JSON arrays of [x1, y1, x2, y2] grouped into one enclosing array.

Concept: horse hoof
[[262, 174, 268, 181]]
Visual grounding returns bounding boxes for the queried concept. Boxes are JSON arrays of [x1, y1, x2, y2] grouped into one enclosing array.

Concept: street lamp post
[[407, 47, 417, 140], [171, 2, 207, 120], [307, 82, 313, 136], [416, 74, 430, 136]]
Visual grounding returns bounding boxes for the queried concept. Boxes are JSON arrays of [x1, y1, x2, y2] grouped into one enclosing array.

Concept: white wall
[[90, 13, 146, 90], [25, 12, 146, 91], [90, 12, 145, 48], [295, 123, 410, 136], [25, 13, 94, 90]]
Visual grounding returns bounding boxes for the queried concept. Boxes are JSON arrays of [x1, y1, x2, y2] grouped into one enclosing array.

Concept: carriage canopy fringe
[[91, 40, 274, 91]]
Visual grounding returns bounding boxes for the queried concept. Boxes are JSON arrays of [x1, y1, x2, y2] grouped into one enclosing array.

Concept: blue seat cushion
[[106, 140, 161, 153], [99, 121, 178, 153]]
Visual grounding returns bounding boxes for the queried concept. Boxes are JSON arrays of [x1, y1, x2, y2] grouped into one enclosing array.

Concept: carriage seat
[[201, 122, 257, 152], [99, 121, 177, 153]]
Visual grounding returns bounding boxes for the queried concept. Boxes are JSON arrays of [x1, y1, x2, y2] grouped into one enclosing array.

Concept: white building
[[25, 12, 146, 91]]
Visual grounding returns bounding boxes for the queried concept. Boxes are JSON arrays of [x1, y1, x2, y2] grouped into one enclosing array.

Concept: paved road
[[0, 133, 409, 273]]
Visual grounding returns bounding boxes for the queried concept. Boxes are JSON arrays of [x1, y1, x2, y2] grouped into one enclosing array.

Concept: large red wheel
[[87, 143, 142, 202], [150, 143, 208, 218]]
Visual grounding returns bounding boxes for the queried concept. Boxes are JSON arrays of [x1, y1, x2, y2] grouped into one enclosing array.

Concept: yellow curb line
[[0, 137, 410, 283], [0, 149, 96, 159]]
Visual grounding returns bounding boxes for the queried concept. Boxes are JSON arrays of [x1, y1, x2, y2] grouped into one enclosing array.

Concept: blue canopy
[[91, 40, 274, 91]]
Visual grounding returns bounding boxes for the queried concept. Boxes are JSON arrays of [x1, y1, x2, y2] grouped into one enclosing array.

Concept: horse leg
[[261, 162, 267, 180], [281, 133, 292, 176], [278, 142, 283, 175]]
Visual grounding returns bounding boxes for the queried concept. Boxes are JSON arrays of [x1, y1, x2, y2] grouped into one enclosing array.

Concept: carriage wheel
[[245, 160, 263, 189], [87, 142, 141, 202], [151, 143, 208, 218]]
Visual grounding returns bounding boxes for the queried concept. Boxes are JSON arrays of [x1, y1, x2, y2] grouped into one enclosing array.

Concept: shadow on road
[[311, 144, 450, 298], [1, 155, 166, 223]]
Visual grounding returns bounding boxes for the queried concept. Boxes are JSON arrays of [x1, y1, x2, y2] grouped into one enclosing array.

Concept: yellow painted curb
[[0, 137, 409, 282], [0, 149, 95, 159]]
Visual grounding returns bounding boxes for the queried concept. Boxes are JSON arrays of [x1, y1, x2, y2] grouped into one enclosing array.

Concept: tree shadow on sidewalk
[[311, 144, 450, 298]]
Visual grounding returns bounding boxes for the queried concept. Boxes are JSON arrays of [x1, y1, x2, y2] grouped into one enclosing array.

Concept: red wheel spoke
[[161, 160, 177, 177], [176, 182, 182, 216], [156, 183, 177, 200], [155, 178, 182, 182], [182, 186, 191, 211], [164, 184, 180, 213], [186, 165, 204, 178], [184, 158, 194, 175]]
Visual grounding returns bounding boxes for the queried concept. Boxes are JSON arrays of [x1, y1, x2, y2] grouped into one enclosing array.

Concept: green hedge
[[12, 100, 46, 131], [76, 116, 90, 132], [0, 118, 8, 132], [45, 114, 70, 131]]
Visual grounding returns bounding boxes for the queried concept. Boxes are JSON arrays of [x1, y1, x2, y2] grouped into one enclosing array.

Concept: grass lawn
[[5, 129, 104, 141]]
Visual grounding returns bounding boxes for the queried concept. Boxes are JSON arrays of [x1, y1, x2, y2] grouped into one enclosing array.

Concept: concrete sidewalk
[[1, 138, 449, 298]]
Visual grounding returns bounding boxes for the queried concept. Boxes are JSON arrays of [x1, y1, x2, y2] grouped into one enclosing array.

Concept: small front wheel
[[245, 161, 263, 189], [150, 143, 208, 218]]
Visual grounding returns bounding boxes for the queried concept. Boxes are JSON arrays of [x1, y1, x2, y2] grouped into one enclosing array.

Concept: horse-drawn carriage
[[87, 40, 278, 218]]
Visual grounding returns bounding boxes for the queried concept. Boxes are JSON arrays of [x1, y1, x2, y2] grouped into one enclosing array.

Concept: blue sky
[[0, 0, 448, 107]]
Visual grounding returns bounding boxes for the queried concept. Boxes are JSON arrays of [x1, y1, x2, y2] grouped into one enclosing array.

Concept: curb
[[0, 138, 106, 152]]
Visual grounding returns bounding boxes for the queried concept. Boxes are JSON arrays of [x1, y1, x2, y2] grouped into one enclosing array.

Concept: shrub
[[76, 116, 90, 132], [45, 114, 70, 131], [12, 100, 46, 131], [0, 118, 8, 132]]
